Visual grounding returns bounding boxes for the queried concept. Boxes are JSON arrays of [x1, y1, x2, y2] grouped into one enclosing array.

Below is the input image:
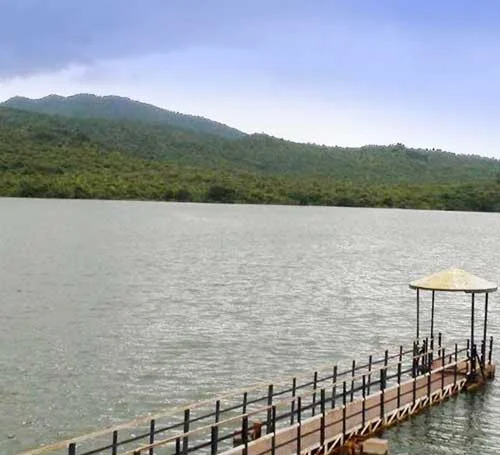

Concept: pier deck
[[18, 336, 495, 455], [16, 268, 498, 455]]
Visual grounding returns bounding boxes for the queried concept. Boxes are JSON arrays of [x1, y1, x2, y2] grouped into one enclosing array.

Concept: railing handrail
[[16, 335, 476, 455]]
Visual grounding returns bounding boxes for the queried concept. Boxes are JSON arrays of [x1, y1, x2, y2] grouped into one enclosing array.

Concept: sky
[[1, 0, 500, 156]]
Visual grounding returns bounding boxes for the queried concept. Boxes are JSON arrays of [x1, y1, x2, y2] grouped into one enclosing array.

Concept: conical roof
[[409, 267, 497, 293]]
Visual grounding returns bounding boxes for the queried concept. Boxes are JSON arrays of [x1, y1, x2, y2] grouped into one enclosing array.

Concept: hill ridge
[[1, 93, 245, 139]]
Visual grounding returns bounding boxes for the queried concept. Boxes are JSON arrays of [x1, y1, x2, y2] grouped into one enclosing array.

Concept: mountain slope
[[1, 106, 500, 210], [2, 105, 500, 185], [0, 108, 500, 211], [2, 94, 245, 139]]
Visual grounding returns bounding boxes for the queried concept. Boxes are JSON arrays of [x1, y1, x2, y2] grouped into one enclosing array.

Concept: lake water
[[1, 198, 500, 455]]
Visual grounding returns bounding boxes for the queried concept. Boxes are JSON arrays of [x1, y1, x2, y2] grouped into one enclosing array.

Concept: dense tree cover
[[2, 94, 245, 139], [1, 106, 500, 211], [2, 105, 500, 186]]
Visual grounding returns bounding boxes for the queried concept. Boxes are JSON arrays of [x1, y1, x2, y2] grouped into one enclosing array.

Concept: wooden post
[[68, 443, 76, 455]]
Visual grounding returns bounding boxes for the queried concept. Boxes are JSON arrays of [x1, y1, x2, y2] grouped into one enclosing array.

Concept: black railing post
[[320, 388, 326, 447], [211, 425, 218, 455], [296, 396, 302, 455], [362, 375, 366, 428], [342, 381, 347, 443], [332, 366, 337, 409], [175, 437, 181, 455], [380, 368, 385, 420], [68, 443, 76, 455], [182, 408, 190, 455], [367, 355, 373, 395], [112, 431, 118, 455], [412, 375, 416, 405], [242, 392, 248, 415], [441, 348, 446, 390], [266, 384, 273, 434], [215, 400, 221, 423], [489, 336, 494, 365], [397, 357, 402, 409], [412, 341, 417, 377], [149, 419, 155, 455], [312, 372, 318, 416], [454, 343, 458, 386], [242, 415, 249, 455], [350, 360, 355, 402], [384, 350, 389, 378], [271, 405, 276, 434], [291, 377, 297, 424]]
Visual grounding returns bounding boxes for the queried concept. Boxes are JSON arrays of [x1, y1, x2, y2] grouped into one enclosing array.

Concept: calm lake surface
[[1, 198, 500, 455]]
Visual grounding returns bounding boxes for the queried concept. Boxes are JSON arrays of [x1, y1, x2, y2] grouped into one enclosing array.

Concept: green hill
[[2, 101, 500, 185], [1, 104, 500, 211], [2, 94, 245, 139]]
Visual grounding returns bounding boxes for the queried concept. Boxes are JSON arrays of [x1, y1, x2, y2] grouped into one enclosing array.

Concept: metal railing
[[18, 334, 492, 455]]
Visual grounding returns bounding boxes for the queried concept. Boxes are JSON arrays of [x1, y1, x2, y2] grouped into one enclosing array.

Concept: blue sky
[[1, 0, 500, 156]]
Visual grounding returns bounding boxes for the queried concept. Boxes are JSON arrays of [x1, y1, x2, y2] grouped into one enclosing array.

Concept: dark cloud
[[0, 0, 319, 75]]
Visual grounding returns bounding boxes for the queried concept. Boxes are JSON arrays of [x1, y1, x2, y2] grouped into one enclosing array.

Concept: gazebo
[[409, 267, 497, 378]]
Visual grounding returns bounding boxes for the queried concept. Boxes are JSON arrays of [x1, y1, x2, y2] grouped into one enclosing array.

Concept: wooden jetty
[[17, 268, 497, 455]]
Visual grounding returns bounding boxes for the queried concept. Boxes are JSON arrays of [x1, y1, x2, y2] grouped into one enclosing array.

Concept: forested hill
[[1, 104, 500, 211], [2, 94, 245, 139], [2, 104, 500, 185]]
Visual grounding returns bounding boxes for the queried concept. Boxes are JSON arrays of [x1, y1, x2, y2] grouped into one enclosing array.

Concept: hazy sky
[[1, 0, 500, 156]]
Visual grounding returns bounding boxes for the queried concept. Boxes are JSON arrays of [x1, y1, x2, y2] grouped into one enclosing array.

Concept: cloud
[[0, 0, 323, 76]]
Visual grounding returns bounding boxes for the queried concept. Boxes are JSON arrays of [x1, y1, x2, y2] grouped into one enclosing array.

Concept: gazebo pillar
[[471, 292, 475, 372], [482, 293, 489, 364], [410, 267, 497, 378]]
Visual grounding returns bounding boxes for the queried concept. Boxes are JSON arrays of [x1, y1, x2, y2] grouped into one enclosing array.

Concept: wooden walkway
[[17, 336, 494, 455]]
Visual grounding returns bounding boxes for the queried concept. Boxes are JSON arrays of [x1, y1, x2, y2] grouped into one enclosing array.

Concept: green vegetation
[[2, 94, 245, 139], [1, 98, 500, 212]]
